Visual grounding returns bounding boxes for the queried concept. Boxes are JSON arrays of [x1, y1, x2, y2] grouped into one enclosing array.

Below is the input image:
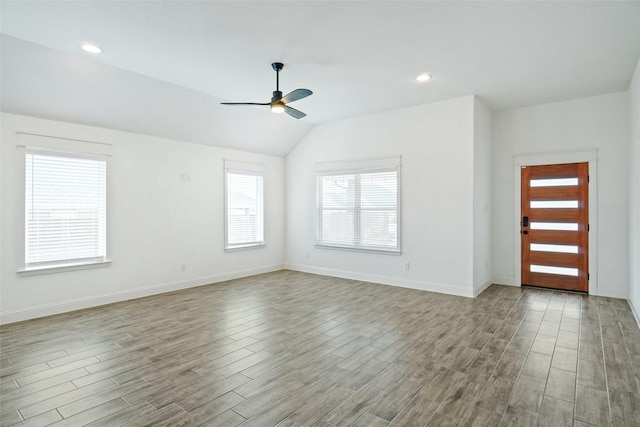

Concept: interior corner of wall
[[491, 276, 517, 287], [629, 297, 640, 329], [472, 94, 486, 108], [593, 283, 628, 300], [473, 280, 492, 297]]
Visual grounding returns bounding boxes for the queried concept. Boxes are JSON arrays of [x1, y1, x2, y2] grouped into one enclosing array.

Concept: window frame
[[315, 157, 402, 255], [223, 160, 266, 251], [17, 133, 112, 275]]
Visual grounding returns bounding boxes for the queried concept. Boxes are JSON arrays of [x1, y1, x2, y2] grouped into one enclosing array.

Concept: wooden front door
[[521, 163, 589, 292]]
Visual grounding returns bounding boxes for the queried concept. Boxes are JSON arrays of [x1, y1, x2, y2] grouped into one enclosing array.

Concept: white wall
[[492, 92, 630, 298], [473, 98, 492, 295], [3, 87, 635, 324], [285, 96, 481, 297], [0, 113, 285, 323], [629, 58, 640, 323]]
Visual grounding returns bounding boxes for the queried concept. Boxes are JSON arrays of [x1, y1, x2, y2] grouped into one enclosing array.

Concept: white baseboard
[[284, 263, 474, 298], [0, 264, 283, 324], [594, 284, 628, 299], [474, 280, 493, 297], [490, 278, 630, 300], [491, 276, 518, 287]]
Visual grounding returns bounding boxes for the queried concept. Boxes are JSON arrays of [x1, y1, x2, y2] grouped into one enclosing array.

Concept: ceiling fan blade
[[220, 102, 270, 106], [281, 89, 313, 104], [284, 105, 307, 119]]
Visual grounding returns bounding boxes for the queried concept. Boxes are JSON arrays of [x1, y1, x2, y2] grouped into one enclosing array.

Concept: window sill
[[315, 244, 401, 256], [18, 260, 112, 276], [225, 243, 266, 252]]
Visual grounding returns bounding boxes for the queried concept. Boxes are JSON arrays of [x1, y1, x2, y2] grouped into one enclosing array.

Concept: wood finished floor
[[1, 271, 639, 427]]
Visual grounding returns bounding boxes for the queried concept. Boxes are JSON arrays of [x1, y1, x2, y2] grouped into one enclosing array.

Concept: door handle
[[522, 216, 529, 227]]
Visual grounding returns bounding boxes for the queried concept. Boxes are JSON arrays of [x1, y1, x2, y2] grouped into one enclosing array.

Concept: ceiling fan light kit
[[221, 62, 312, 119], [271, 101, 285, 114]]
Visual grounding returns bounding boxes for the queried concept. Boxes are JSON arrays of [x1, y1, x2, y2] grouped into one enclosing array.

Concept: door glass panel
[[530, 265, 579, 276], [530, 222, 579, 231], [530, 178, 578, 187], [530, 243, 579, 253], [530, 200, 578, 208]]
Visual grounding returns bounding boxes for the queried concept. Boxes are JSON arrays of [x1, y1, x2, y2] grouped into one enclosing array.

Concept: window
[[316, 157, 400, 253], [24, 149, 107, 270], [224, 160, 265, 250]]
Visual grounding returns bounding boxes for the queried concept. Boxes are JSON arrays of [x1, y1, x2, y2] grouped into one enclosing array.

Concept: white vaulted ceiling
[[2, 1, 639, 156]]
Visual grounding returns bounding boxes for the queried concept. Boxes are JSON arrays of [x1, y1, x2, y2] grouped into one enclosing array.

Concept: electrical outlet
[[180, 262, 187, 271], [404, 262, 410, 270], [305, 252, 310, 259]]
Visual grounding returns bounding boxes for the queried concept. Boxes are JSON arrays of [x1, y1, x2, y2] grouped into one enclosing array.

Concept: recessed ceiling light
[[416, 73, 432, 82], [81, 44, 102, 54]]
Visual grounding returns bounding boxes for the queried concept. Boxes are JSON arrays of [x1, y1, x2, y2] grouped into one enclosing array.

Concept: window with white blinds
[[24, 149, 107, 269], [225, 162, 265, 249], [316, 158, 400, 253]]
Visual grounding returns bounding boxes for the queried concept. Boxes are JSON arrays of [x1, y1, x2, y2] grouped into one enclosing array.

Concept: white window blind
[[316, 159, 400, 253], [225, 162, 264, 249], [25, 150, 107, 268]]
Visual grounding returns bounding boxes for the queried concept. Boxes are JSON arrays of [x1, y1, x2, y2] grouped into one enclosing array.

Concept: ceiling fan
[[221, 62, 312, 119]]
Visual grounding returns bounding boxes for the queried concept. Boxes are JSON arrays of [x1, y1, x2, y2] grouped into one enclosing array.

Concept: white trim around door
[[513, 149, 599, 294]]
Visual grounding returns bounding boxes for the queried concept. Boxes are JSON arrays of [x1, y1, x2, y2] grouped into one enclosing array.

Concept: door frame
[[513, 149, 598, 294]]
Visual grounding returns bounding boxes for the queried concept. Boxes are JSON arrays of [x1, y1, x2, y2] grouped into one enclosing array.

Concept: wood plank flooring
[[1, 270, 639, 426]]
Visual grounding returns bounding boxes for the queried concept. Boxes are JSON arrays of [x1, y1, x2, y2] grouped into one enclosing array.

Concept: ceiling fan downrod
[[272, 62, 284, 101], [220, 62, 312, 119]]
